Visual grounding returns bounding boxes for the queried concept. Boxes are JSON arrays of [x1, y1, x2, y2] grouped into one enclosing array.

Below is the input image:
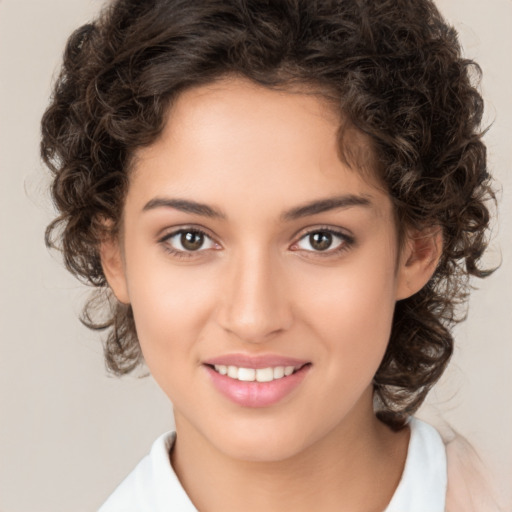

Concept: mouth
[[202, 355, 312, 407], [205, 363, 310, 383]]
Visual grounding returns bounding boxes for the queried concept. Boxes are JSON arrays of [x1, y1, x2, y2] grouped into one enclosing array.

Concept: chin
[[203, 417, 320, 463], [220, 435, 305, 463]]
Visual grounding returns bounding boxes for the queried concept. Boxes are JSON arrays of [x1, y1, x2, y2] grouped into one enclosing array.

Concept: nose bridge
[[218, 243, 292, 342]]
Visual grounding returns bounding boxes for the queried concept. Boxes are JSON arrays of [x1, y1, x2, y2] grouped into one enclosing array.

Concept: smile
[[212, 364, 301, 382], [204, 357, 311, 408]]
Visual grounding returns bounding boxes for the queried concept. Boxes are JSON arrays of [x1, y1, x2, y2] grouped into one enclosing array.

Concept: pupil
[[181, 231, 203, 251], [310, 232, 332, 251]]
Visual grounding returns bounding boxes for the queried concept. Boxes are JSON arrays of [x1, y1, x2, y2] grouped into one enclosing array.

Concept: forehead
[[128, 77, 389, 220]]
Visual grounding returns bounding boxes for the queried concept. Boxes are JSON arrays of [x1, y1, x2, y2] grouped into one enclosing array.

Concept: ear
[[395, 226, 443, 301], [99, 235, 130, 305]]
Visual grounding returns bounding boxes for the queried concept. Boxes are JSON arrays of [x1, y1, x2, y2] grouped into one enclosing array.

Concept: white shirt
[[98, 418, 447, 512], [385, 417, 446, 511]]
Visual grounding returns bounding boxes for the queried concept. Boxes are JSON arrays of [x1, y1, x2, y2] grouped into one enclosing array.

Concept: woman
[[41, 0, 500, 510]]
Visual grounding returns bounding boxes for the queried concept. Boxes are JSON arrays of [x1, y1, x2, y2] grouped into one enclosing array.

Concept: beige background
[[0, 0, 510, 510]]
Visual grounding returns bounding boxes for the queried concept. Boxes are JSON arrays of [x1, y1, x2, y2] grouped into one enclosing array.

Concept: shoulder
[[387, 417, 506, 512], [444, 431, 505, 512], [98, 450, 155, 512], [420, 416, 505, 512], [98, 431, 197, 512], [385, 417, 447, 512]]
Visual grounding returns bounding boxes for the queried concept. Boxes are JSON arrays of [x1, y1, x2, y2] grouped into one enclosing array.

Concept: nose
[[216, 247, 293, 343]]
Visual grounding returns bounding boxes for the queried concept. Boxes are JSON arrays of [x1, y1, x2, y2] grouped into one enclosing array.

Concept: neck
[[171, 393, 409, 512]]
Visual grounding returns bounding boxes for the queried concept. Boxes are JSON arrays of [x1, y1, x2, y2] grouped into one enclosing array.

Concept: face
[[105, 77, 420, 462]]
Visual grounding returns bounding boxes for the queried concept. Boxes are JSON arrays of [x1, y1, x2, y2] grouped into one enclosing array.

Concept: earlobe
[[99, 235, 130, 304], [395, 227, 443, 301]]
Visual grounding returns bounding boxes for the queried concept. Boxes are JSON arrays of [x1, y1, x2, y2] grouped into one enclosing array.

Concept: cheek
[[124, 248, 218, 369], [297, 247, 397, 368]]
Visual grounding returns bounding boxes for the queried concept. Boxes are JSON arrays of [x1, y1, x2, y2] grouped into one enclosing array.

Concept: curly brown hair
[[41, 0, 495, 427]]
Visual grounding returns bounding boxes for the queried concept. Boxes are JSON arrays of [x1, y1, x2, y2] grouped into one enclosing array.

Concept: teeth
[[216, 365, 227, 375], [213, 364, 301, 382], [238, 368, 256, 381], [256, 367, 274, 382], [273, 366, 285, 379], [284, 366, 295, 376]]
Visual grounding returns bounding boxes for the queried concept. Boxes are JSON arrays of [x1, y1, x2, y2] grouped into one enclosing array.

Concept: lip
[[203, 353, 311, 408], [203, 353, 309, 369]]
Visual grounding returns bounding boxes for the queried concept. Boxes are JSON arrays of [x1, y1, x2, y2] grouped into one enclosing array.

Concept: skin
[[101, 76, 442, 512]]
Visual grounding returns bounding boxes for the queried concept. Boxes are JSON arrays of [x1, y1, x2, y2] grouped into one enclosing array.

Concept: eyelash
[[158, 227, 218, 260], [158, 226, 355, 260], [291, 227, 355, 258]]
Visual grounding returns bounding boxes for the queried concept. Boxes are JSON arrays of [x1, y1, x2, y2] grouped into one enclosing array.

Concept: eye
[[293, 229, 352, 253], [161, 228, 218, 253]]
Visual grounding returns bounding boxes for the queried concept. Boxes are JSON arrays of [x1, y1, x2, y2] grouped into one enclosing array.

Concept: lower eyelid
[[292, 241, 353, 260]]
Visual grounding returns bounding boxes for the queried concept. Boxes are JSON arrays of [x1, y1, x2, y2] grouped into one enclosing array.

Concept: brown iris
[[309, 232, 333, 251], [181, 231, 204, 251]]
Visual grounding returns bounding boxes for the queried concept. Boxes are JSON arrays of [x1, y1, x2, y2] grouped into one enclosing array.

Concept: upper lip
[[203, 353, 310, 369]]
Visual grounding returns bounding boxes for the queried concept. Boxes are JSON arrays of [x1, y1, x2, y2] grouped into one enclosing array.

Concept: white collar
[[99, 417, 447, 511]]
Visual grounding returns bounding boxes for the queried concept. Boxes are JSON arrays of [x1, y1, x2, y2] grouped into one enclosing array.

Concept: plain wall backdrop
[[0, 0, 510, 510]]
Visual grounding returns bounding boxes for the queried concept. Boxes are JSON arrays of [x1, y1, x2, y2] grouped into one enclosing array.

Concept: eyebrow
[[142, 194, 373, 220], [280, 194, 373, 221], [142, 198, 226, 219]]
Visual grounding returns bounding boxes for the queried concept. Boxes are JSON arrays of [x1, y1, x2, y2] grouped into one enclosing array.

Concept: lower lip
[[205, 365, 311, 408]]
